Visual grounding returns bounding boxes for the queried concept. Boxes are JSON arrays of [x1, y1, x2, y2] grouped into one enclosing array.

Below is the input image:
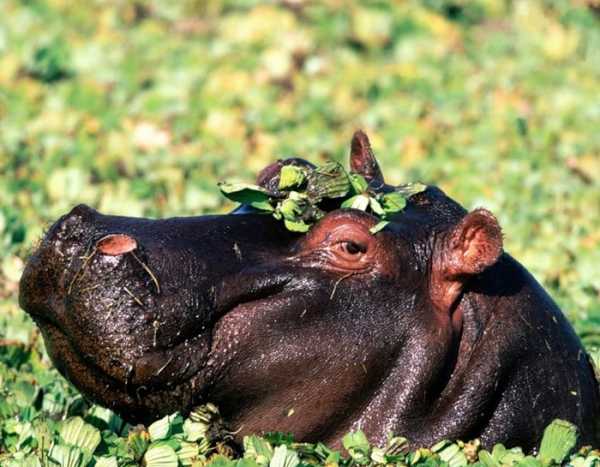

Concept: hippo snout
[[18, 204, 304, 423], [19, 203, 98, 326]]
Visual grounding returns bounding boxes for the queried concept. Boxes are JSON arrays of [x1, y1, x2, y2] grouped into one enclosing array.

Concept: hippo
[[19, 131, 600, 451]]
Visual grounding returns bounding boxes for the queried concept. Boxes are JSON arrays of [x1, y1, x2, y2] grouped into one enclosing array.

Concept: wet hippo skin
[[19, 131, 600, 450]]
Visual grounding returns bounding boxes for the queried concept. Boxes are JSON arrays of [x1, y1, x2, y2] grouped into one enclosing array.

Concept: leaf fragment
[[538, 419, 578, 465], [342, 430, 371, 465], [59, 417, 101, 454], [395, 182, 427, 198], [278, 165, 306, 190], [369, 221, 389, 234], [269, 445, 300, 467], [143, 443, 179, 467], [218, 182, 274, 212], [382, 192, 407, 214], [341, 194, 370, 211]]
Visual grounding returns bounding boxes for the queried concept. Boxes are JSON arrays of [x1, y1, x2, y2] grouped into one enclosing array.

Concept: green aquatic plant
[[219, 161, 426, 233]]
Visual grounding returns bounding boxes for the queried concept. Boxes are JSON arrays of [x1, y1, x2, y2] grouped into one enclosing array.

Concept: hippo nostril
[[96, 234, 138, 256]]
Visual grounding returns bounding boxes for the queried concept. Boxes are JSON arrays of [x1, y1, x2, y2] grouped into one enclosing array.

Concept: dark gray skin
[[19, 131, 600, 451]]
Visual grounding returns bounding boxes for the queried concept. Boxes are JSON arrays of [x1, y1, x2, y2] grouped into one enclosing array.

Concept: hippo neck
[[349, 254, 524, 447]]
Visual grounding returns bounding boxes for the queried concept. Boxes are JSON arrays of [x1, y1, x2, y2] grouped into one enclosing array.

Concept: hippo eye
[[341, 241, 367, 256]]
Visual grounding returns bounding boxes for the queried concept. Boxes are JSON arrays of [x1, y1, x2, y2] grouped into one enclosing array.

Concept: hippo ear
[[431, 209, 503, 311], [350, 130, 384, 187]]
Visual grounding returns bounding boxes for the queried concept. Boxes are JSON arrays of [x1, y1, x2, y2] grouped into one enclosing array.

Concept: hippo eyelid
[[339, 240, 367, 255]]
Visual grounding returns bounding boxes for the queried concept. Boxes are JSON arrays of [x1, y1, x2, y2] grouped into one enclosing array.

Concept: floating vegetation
[[0, 396, 593, 467], [219, 161, 426, 233]]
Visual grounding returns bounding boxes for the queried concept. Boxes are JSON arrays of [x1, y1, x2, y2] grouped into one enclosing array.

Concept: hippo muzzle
[[20, 203, 297, 422]]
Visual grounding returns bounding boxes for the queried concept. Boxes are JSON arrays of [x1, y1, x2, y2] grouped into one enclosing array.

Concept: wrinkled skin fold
[[19, 131, 600, 450]]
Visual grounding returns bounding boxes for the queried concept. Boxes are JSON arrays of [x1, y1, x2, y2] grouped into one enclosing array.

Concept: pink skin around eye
[[295, 212, 398, 276]]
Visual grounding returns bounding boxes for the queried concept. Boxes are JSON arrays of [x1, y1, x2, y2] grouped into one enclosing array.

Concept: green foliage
[[538, 419, 578, 465], [0, 0, 600, 464], [26, 37, 71, 83], [219, 161, 424, 232]]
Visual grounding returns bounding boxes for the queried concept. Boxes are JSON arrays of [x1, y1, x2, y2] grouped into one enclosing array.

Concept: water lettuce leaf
[[219, 161, 426, 234]]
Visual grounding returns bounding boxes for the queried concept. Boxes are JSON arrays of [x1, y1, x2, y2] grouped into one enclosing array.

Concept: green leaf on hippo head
[[278, 165, 306, 190], [395, 182, 427, 198], [382, 192, 407, 215], [218, 182, 274, 212], [283, 219, 310, 233], [278, 192, 308, 221], [349, 173, 369, 194], [306, 161, 350, 201], [369, 220, 389, 234], [369, 196, 385, 216], [279, 199, 301, 219], [341, 194, 370, 211]]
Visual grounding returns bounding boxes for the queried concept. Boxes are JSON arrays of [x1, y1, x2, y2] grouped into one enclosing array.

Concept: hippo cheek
[[203, 272, 407, 442]]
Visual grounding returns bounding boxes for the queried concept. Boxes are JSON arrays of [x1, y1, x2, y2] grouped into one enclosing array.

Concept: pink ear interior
[[96, 234, 138, 256], [450, 209, 503, 275], [430, 209, 503, 313]]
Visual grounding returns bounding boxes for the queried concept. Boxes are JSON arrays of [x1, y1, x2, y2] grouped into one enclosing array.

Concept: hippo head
[[19, 132, 599, 449]]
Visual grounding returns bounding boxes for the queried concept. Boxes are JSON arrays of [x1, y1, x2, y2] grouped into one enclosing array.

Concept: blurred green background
[[0, 0, 599, 460]]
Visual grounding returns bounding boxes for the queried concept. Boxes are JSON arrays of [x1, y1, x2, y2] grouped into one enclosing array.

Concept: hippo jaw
[[19, 203, 298, 423]]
